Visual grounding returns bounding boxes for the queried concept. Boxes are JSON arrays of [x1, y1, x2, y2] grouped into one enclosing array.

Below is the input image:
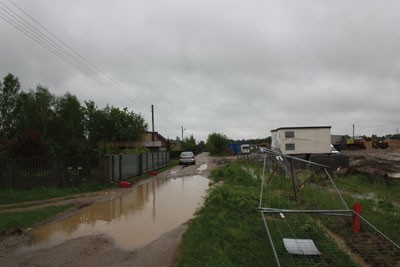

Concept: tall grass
[[179, 163, 272, 267], [178, 163, 357, 266], [333, 174, 400, 244], [0, 179, 115, 205]]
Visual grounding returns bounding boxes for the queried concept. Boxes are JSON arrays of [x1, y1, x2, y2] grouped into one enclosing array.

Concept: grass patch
[[332, 174, 400, 244], [178, 163, 357, 266], [0, 205, 71, 233], [0, 179, 116, 205]]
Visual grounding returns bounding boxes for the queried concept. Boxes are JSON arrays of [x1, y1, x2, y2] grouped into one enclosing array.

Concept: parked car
[[330, 144, 340, 154], [179, 151, 196, 165]]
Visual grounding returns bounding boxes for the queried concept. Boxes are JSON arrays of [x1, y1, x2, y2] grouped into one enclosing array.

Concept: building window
[[286, 143, 295, 150], [285, 131, 295, 138]]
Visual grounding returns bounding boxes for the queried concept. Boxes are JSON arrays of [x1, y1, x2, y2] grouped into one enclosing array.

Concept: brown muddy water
[[20, 175, 209, 252]]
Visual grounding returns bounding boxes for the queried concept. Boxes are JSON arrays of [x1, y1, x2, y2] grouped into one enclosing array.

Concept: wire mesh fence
[[252, 149, 400, 267]]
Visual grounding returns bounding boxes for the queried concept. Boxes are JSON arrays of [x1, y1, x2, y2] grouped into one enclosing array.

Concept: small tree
[[0, 73, 21, 141], [51, 92, 85, 156], [183, 134, 196, 152], [18, 85, 55, 140], [206, 132, 229, 156]]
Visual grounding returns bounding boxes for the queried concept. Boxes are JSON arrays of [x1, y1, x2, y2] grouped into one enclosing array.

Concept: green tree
[[83, 100, 105, 149], [83, 103, 148, 154], [206, 132, 229, 156], [51, 92, 85, 156], [183, 134, 196, 152], [18, 85, 55, 139], [196, 140, 206, 154], [0, 73, 21, 141], [103, 105, 148, 142]]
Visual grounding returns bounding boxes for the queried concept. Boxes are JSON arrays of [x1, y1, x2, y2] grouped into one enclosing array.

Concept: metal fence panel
[[148, 153, 154, 170], [61, 157, 105, 187], [0, 152, 169, 189], [13, 158, 57, 189], [121, 154, 140, 178]]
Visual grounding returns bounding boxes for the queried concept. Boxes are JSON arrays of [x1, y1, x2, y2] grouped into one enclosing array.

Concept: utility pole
[[151, 105, 155, 142], [181, 126, 184, 141], [352, 123, 355, 139]]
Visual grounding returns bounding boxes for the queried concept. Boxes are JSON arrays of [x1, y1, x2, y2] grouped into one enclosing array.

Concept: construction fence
[[0, 151, 170, 189]]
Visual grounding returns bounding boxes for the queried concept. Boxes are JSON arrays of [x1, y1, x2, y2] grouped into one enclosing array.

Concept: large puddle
[[20, 175, 209, 251]]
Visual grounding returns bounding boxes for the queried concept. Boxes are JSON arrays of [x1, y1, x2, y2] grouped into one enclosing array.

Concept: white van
[[240, 144, 250, 154]]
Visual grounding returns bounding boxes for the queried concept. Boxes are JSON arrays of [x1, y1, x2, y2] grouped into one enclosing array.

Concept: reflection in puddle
[[21, 175, 209, 251], [197, 163, 208, 172], [169, 168, 180, 175]]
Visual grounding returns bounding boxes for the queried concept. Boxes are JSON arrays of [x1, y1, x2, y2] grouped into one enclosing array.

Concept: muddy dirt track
[[342, 147, 400, 180], [0, 153, 231, 267]]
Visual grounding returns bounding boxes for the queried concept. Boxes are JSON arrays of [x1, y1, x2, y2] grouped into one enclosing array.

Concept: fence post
[[119, 154, 122, 181], [111, 156, 115, 183], [55, 158, 61, 188], [8, 159, 16, 188], [102, 157, 109, 184], [352, 203, 362, 234], [138, 153, 143, 175]]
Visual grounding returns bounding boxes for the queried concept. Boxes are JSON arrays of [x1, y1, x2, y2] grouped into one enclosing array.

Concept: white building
[[271, 126, 331, 155]]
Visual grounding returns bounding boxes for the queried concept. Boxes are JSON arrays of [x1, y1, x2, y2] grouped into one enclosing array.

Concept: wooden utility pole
[[151, 105, 155, 142]]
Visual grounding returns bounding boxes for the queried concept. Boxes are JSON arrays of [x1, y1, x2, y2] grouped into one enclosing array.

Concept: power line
[[357, 120, 400, 128], [0, 0, 148, 108], [0, 4, 95, 77]]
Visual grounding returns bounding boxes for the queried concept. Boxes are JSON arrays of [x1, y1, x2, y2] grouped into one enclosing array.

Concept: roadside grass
[[0, 205, 71, 233], [0, 179, 117, 205], [334, 174, 400, 243], [178, 163, 356, 266]]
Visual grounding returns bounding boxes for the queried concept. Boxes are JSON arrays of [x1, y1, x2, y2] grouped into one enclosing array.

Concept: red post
[[352, 203, 362, 234]]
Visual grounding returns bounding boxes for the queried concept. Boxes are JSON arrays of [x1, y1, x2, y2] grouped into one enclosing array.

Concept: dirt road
[[0, 153, 229, 267], [342, 147, 400, 180]]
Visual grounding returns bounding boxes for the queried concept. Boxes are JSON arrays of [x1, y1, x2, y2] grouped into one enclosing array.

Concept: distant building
[[169, 139, 183, 151], [110, 132, 168, 152], [142, 132, 168, 151], [271, 126, 331, 155]]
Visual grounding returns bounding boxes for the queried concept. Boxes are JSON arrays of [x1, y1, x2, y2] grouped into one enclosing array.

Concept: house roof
[[271, 126, 331, 132], [145, 131, 167, 142]]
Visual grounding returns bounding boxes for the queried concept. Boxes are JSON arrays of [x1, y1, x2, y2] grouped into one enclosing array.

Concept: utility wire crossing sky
[[1, 0, 400, 141]]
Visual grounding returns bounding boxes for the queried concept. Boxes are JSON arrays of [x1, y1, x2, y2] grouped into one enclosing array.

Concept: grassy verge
[[0, 179, 117, 205], [0, 205, 71, 233], [333, 174, 400, 245], [178, 163, 356, 266]]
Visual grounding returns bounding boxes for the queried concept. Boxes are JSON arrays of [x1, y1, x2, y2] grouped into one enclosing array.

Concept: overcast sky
[[1, 0, 400, 141]]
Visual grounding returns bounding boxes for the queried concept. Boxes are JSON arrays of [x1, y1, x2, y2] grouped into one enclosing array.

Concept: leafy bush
[[206, 132, 229, 156]]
